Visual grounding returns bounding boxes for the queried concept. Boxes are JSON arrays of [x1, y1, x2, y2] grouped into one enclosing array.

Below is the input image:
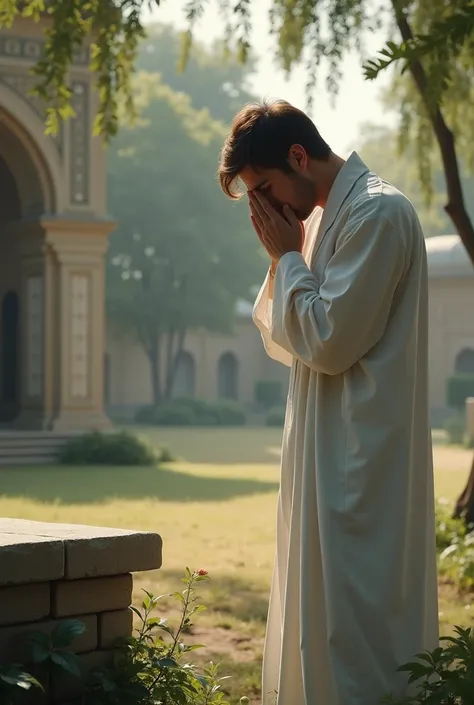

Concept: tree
[[136, 23, 256, 123], [107, 71, 265, 404]]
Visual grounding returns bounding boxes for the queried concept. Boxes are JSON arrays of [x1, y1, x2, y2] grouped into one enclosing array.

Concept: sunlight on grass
[[0, 428, 472, 703]]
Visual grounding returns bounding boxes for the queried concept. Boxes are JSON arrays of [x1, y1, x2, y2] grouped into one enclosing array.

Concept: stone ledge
[[0, 519, 162, 585]]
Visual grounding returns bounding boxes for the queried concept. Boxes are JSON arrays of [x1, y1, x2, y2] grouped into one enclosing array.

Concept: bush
[[443, 414, 466, 445], [446, 374, 474, 409], [135, 398, 247, 427], [255, 380, 282, 408], [207, 400, 246, 426], [435, 500, 467, 552], [59, 430, 158, 466], [266, 406, 286, 427]]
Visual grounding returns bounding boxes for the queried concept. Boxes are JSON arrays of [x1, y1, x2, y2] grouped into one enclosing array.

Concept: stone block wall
[[0, 518, 163, 704]]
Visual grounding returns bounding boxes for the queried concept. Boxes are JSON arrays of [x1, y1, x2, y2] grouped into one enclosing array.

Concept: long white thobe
[[253, 152, 439, 705]]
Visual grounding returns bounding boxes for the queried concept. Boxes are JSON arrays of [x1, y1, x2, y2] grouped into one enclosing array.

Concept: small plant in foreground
[[383, 626, 474, 704], [85, 568, 234, 705]]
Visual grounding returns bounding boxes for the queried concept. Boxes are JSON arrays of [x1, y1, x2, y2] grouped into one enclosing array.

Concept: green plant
[[436, 500, 467, 552], [446, 375, 474, 410], [383, 626, 474, 704], [266, 407, 286, 427], [207, 401, 246, 427], [0, 665, 42, 704], [439, 532, 474, 593], [59, 431, 159, 466], [443, 414, 466, 445], [135, 398, 247, 427], [255, 381, 282, 408], [85, 569, 234, 705], [0, 619, 85, 705]]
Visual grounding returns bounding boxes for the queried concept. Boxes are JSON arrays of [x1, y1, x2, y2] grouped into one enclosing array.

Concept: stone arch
[[0, 82, 60, 216], [1, 291, 19, 409], [218, 352, 239, 400], [455, 348, 474, 374], [172, 351, 196, 398]]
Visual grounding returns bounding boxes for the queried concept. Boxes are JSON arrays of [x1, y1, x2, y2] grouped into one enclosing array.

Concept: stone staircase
[[0, 431, 78, 466]]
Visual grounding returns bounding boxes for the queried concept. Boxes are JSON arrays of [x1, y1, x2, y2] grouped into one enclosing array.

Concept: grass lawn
[[0, 427, 473, 703]]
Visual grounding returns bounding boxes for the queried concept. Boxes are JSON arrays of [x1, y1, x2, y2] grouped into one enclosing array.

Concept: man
[[218, 100, 439, 705]]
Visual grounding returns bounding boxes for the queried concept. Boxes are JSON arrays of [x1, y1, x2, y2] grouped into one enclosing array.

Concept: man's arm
[[270, 216, 406, 375]]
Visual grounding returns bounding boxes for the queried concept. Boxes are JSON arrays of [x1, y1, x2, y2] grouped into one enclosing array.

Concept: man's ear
[[288, 144, 307, 171]]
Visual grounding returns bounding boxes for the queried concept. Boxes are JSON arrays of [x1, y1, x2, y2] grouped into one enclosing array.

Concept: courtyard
[[0, 427, 472, 702]]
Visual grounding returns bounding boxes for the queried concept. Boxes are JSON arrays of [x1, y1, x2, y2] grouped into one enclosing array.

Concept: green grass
[[0, 426, 472, 704]]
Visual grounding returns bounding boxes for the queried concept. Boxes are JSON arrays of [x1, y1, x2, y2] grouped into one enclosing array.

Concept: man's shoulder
[[346, 170, 421, 237]]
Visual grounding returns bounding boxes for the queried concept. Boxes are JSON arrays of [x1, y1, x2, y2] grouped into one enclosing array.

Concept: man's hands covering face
[[249, 192, 304, 263]]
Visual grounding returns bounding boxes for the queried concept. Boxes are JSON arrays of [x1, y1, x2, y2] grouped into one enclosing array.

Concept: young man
[[218, 100, 439, 705]]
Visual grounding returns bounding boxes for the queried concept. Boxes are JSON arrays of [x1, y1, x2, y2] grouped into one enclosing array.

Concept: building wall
[[428, 276, 474, 418], [106, 274, 474, 423], [106, 319, 289, 414]]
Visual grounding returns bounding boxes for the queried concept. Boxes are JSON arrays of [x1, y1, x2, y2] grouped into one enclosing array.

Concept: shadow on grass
[[0, 464, 279, 504], [141, 568, 270, 626]]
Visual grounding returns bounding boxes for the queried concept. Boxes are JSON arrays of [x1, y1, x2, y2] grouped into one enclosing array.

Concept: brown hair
[[218, 99, 331, 199]]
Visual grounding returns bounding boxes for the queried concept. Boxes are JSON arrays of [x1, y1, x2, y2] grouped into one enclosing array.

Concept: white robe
[[253, 152, 439, 705]]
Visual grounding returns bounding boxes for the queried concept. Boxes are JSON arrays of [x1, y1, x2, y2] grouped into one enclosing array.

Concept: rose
[[196, 569, 208, 576]]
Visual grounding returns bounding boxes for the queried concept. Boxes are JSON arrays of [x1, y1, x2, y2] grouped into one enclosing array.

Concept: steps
[[0, 431, 78, 466]]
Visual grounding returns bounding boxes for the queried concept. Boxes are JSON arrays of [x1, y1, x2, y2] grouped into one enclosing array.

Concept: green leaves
[[51, 618, 87, 648], [0, 665, 43, 691]]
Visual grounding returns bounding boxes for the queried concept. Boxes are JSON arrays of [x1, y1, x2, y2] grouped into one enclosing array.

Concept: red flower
[[196, 569, 208, 576]]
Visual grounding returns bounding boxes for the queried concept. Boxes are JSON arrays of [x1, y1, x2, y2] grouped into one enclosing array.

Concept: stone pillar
[[44, 217, 115, 431], [13, 221, 48, 429], [466, 397, 474, 446]]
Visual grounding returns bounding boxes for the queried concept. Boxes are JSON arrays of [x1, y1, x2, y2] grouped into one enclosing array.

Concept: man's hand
[[249, 191, 304, 262]]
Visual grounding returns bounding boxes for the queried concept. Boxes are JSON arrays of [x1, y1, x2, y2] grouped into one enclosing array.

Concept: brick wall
[[0, 518, 163, 705]]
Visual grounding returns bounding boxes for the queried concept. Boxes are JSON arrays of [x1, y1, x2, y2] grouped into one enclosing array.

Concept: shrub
[[59, 430, 158, 466], [446, 374, 474, 409], [153, 403, 196, 426], [208, 400, 246, 426], [85, 570, 238, 705], [443, 414, 466, 445], [135, 398, 247, 427], [435, 500, 467, 552], [384, 626, 474, 704], [255, 380, 282, 408], [134, 405, 156, 424], [266, 406, 286, 427]]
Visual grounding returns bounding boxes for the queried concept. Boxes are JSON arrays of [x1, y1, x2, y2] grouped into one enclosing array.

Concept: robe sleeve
[[271, 216, 406, 375], [252, 268, 293, 367]]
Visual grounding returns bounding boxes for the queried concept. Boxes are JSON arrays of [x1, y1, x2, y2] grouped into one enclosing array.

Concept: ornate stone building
[[0, 18, 113, 430]]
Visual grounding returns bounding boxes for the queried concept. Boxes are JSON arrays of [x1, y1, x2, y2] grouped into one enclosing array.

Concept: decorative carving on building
[[26, 275, 43, 399], [70, 81, 89, 205], [70, 274, 90, 399], [0, 73, 64, 153], [0, 36, 89, 65]]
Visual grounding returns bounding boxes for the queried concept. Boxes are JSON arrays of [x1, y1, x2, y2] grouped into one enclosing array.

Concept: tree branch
[[392, 5, 474, 264]]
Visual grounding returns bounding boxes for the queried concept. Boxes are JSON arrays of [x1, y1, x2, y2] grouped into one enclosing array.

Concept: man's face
[[239, 146, 318, 221]]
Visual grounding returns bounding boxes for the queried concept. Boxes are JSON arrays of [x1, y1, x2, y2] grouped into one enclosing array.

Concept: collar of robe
[[310, 151, 370, 263]]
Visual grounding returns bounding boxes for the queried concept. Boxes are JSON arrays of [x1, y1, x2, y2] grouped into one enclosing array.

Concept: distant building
[[106, 235, 474, 424], [426, 235, 474, 424]]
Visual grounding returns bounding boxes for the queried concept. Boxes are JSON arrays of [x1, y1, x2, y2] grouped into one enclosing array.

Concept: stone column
[[11, 221, 48, 429], [44, 217, 115, 431]]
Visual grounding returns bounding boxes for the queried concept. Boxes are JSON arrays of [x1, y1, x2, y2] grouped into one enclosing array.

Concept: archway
[[172, 351, 196, 398], [218, 352, 239, 400], [0, 105, 55, 425], [455, 348, 474, 374]]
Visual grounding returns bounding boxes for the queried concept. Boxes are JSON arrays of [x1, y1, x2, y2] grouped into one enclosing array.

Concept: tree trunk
[[393, 6, 474, 526], [164, 329, 177, 401], [164, 328, 187, 401], [148, 336, 162, 406]]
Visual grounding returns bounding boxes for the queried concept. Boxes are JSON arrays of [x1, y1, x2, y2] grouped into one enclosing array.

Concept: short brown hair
[[218, 99, 331, 199]]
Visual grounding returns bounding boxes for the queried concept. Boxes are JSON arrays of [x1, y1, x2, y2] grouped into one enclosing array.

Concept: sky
[[144, 0, 397, 155]]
